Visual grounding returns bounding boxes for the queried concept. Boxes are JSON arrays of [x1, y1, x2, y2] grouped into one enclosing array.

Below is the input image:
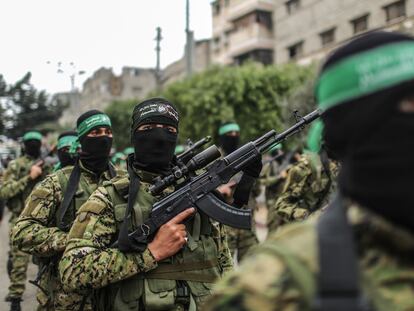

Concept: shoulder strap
[[116, 156, 143, 252], [57, 161, 81, 231], [315, 194, 373, 311], [108, 163, 117, 179]]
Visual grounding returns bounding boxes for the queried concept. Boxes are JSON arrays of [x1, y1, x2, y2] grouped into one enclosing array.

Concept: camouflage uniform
[[59, 168, 233, 310], [259, 160, 286, 208], [218, 146, 259, 263], [0, 155, 49, 301], [12, 162, 124, 311], [223, 199, 258, 263], [267, 152, 338, 232], [205, 200, 414, 311]]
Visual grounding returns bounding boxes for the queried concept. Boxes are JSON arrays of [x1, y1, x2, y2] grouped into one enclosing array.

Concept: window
[[384, 1, 406, 22], [351, 15, 369, 34], [320, 28, 336, 46], [224, 30, 231, 48], [286, 0, 300, 15], [212, 1, 221, 16], [256, 10, 273, 30], [234, 49, 273, 65], [213, 36, 221, 52], [288, 41, 303, 60]]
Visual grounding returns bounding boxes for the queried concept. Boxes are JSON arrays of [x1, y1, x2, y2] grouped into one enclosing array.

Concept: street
[[0, 210, 37, 311]]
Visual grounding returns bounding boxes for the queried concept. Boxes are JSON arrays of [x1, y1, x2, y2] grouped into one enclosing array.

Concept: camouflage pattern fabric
[[224, 193, 258, 263], [12, 162, 123, 311], [205, 201, 414, 311], [267, 152, 339, 233], [0, 155, 50, 300], [7, 240, 30, 301], [259, 160, 288, 211], [220, 173, 258, 263], [58, 168, 233, 310]]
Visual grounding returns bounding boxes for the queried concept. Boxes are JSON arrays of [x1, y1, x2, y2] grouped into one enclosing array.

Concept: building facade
[[162, 39, 212, 86], [275, 0, 414, 65], [59, 67, 157, 127], [212, 0, 275, 65], [211, 0, 414, 66]]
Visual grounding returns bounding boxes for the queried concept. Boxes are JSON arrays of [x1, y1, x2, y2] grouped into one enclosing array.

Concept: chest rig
[[97, 172, 221, 311]]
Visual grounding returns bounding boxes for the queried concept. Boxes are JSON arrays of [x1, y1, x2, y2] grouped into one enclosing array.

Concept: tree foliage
[[5, 72, 65, 137], [106, 63, 315, 150], [105, 99, 137, 149]]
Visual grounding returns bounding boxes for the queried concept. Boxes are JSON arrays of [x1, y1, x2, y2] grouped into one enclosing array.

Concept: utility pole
[[185, 0, 194, 76], [155, 27, 162, 90]]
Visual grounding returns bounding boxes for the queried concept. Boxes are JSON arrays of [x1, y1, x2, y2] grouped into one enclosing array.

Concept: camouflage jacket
[[267, 152, 339, 232], [59, 168, 233, 310], [12, 162, 124, 310], [0, 155, 49, 222], [205, 200, 414, 311], [13, 161, 123, 257]]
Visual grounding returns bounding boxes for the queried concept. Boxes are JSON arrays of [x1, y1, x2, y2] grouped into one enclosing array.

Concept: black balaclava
[[318, 31, 414, 231], [77, 110, 113, 175], [218, 122, 240, 156], [24, 139, 41, 159], [131, 98, 179, 175], [57, 131, 78, 168]]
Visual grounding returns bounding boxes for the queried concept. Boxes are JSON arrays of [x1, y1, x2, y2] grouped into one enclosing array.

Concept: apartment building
[[276, 0, 414, 65], [212, 0, 414, 65], [212, 0, 275, 65]]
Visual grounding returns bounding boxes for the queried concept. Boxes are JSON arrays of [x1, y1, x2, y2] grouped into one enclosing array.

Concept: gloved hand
[[242, 155, 263, 178]]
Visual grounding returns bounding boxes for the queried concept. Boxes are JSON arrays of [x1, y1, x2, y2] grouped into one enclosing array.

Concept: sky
[[0, 0, 213, 94]]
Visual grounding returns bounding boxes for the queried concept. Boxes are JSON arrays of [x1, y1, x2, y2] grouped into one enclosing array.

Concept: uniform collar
[[79, 160, 113, 181]]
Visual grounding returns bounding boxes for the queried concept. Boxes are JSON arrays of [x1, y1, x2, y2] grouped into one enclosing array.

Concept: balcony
[[229, 0, 274, 22], [229, 23, 274, 57]]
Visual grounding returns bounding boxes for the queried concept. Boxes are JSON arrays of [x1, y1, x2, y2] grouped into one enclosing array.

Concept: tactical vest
[[36, 165, 118, 308], [52, 166, 100, 229], [96, 176, 220, 311]]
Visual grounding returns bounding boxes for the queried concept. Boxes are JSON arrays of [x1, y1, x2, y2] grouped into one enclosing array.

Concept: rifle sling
[[117, 159, 141, 252], [57, 161, 81, 231], [315, 194, 372, 311]]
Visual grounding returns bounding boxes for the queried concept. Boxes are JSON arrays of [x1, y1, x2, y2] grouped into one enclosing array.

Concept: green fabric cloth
[[23, 131, 42, 141], [306, 121, 323, 153], [316, 41, 414, 110], [219, 123, 240, 135], [57, 135, 77, 150], [77, 114, 111, 137]]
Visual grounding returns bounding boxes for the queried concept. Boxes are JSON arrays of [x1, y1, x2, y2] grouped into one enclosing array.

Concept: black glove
[[242, 155, 263, 178]]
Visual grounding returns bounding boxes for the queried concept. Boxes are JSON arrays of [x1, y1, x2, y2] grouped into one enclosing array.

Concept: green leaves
[[0, 72, 67, 138], [105, 62, 315, 150]]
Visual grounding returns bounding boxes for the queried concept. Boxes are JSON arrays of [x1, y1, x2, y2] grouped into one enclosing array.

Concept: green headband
[[306, 120, 324, 153], [268, 143, 282, 153], [111, 152, 125, 163], [175, 145, 185, 155], [219, 123, 240, 135], [23, 131, 42, 141], [123, 147, 134, 155], [77, 114, 111, 137], [316, 41, 414, 110], [57, 135, 78, 150]]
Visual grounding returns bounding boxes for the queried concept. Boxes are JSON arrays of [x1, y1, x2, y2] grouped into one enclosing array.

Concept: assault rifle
[[113, 110, 321, 250]]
